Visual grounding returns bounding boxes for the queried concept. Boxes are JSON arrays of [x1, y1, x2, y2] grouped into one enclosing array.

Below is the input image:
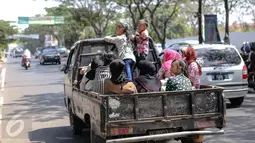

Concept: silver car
[[165, 43, 248, 106]]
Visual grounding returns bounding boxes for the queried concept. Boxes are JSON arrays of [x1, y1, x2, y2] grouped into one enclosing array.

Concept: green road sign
[[18, 16, 64, 25]]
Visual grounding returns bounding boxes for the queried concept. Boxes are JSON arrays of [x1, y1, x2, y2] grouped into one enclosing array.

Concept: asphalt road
[[0, 57, 254, 143]]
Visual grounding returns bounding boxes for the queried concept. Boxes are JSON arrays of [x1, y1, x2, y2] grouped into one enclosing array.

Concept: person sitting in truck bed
[[80, 58, 103, 91], [166, 59, 192, 91], [93, 53, 117, 94], [104, 59, 137, 94], [181, 46, 202, 89], [158, 49, 182, 80], [134, 60, 161, 92]]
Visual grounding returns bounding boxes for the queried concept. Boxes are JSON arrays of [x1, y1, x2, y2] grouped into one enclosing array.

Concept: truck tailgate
[[105, 86, 225, 137]]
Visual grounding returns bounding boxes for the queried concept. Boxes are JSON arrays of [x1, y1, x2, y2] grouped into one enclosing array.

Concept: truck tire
[[69, 106, 84, 135], [229, 97, 244, 106]]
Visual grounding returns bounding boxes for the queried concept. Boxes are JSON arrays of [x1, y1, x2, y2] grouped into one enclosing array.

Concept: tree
[[113, 0, 152, 32], [45, 5, 84, 47], [145, 0, 181, 48], [0, 20, 18, 52], [61, 0, 119, 37], [223, 0, 240, 44]]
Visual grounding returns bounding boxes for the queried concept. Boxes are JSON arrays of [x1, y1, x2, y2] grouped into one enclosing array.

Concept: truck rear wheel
[[229, 97, 244, 106], [69, 106, 84, 135]]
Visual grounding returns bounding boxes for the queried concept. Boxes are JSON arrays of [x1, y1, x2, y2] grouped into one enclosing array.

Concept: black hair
[[173, 59, 189, 78], [109, 59, 127, 84], [100, 52, 118, 66], [137, 60, 156, 76], [86, 58, 103, 80], [250, 42, 255, 51]]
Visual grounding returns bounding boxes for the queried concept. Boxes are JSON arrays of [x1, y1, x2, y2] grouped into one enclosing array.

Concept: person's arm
[[188, 64, 196, 86], [158, 67, 166, 80], [104, 35, 125, 45]]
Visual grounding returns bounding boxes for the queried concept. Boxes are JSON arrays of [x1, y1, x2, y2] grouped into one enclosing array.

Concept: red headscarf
[[181, 46, 202, 75]]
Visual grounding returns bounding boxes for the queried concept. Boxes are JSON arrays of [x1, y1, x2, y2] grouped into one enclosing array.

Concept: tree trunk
[[224, 0, 230, 44], [161, 39, 166, 49], [198, 0, 203, 44]]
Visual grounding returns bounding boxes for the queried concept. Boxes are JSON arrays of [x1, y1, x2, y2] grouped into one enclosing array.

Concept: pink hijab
[[162, 49, 182, 71]]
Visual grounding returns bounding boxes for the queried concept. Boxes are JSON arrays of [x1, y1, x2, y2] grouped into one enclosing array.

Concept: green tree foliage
[[0, 20, 18, 51], [61, 0, 119, 37]]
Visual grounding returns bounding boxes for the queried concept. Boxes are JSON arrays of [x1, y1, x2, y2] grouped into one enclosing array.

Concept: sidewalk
[[0, 57, 7, 64], [0, 56, 7, 85]]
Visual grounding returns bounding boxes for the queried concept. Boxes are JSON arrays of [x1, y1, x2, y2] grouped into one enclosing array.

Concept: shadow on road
[[29, 126, 84, 143], [205, 93, 255, 143], [4, 80, 63, 88], [4, 92, 66, 122]]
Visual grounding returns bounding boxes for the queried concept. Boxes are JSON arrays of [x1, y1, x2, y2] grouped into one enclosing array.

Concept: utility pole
[[198, 0, 203, 44]]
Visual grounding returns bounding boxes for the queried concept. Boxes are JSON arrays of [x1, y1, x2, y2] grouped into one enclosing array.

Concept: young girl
[[104, 23, 136, 81], [135, 19, 149, 62], [166, 59, 192, 91], [181, 46, 202, 89]]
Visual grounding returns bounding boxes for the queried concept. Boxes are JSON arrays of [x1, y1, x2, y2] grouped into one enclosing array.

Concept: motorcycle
[[245, 59, 255, 90], [21, 56, 31, 70]]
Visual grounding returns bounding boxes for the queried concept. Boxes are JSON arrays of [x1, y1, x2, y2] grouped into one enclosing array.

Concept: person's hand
[[80, 68, 87, 75], [135, 31, 139, 36]]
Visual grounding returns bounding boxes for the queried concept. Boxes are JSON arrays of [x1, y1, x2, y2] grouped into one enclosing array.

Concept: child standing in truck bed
[[134, 19, 150, 62]]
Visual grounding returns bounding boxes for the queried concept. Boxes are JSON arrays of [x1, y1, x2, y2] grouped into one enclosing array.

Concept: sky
[[0, 0, 61, 30], [0, 0, 253, 31]]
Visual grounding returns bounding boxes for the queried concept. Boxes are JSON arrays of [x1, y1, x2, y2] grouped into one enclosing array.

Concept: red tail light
[[243, 65, 248, 79], [57, 53, 60, 56]]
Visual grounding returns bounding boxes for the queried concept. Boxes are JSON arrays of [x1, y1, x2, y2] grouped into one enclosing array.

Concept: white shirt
[[104, 34, 136, 62], [23, 50, 31, 58]]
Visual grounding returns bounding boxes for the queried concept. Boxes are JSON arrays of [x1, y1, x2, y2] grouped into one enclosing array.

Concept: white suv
[[164, 43, 248, 106]]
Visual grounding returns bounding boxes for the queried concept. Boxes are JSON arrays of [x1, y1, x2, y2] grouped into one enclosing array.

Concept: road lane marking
[[1, 68, 6, 91]]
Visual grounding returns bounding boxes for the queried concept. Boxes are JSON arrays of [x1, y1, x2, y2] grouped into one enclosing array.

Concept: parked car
[[58, 47, 70, 57], [164, 43, 248, 106], [39, 48, 61, 65]]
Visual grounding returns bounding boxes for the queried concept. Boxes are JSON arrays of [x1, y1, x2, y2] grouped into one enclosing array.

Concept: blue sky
[[0, 0, 60, 30]]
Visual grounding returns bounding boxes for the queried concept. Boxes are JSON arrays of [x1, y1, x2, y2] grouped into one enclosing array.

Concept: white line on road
[[1, 68, 6, 91]]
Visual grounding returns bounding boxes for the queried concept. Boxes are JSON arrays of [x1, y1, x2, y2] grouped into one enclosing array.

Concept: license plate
[[195, 120, 216, 128], [212, 74, 229, 80], [148, 130, 168, 135]]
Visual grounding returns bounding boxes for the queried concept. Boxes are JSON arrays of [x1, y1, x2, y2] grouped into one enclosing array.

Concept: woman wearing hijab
[[181, 46, 202, 89], [158, 49, 182, 80], [134, 60, 161, 93], [104, 22, 136, 81], [104, 59, 137, 94]]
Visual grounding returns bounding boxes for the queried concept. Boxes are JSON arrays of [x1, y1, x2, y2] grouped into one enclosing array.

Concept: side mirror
[[60, 64, 67, 72]]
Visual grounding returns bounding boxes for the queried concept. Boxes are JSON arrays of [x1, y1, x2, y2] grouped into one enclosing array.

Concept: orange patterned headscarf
[[181, 46, 202, 75]]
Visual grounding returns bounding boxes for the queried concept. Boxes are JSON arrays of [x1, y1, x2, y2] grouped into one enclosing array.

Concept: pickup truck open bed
[[62, 38, 226, 143], [68, 85, 226, 143]]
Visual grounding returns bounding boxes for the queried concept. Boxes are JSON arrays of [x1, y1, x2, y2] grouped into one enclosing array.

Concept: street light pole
[[198, 0, 203, 44]]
